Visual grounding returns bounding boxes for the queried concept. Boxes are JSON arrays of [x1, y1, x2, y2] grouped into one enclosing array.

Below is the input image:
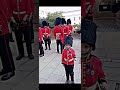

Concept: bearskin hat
[[42, 20, 48, 27], [55, 17, 62, 26], [81, 19, 97, 50], [67, 19, 71, 25], [61, 18, 66, 24]]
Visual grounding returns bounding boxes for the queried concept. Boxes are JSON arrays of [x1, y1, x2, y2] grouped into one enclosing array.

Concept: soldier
[[7, 0, 16, 42], [81, 19, 108, 90], [81, 0, 95, 21], [0, 0, 15, 80], [67, 19, 73, 36], [62, 37, 76, 84], [12, 0, 34, 60], [39, 27, 44, 57], [54, 17, 64, 54], [42, 21, 52, 50], [30, 0, 35, 43], [61, 18, 69, 49]]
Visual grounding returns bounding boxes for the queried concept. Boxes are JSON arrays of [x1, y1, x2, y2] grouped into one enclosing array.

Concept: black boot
[[1, 72, 15, 81], [28, 54, 34, 59], [16, 54, 24, 60]]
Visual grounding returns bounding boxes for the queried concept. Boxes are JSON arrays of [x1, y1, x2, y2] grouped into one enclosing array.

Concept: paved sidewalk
[[39, 33, 81, 84], [0, 31, 39, 90]]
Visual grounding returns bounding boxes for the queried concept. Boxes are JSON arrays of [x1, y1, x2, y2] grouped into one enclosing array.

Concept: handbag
[[99, 0, 111, 11]]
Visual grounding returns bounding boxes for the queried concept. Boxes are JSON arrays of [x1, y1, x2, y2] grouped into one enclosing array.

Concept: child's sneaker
[[70, 81, 74, 84], [65, 80, 69, 84]]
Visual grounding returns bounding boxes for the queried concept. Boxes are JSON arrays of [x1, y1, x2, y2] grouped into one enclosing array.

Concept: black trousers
[[30, 17, 34, 40], [43, 37, 51, 49], [39, 41, 44, 55], [63, 64, 74, 81], [0, 34, 15, 73], [56, 40, 63, 53], [14, 25, 32, 56]]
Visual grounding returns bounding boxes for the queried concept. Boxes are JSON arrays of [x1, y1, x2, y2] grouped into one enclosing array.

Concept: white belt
[[64, 58, 73, 62], [56, 33, 61, 35], [86, 2, 90, 5], [13, 11, 26, 14], [43, 33, 48, 34]]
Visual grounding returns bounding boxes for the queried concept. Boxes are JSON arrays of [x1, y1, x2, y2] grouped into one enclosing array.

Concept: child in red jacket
[[62, 39, 76, 84], [81, 19, 108, 90]]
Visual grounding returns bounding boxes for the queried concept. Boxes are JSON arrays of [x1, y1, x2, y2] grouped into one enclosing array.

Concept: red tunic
[[54, 25, 63, 41], [81, 55, 106, 89], [39, 27, 43, 42], [61, 25, 69, 37], [42, 27, 52, 38], [0, 0, 9, 36], [7, 0, 16, 21], [13, 0, 32, 22], [62, 48, 76, 65], [67, 25, 73, 35], [81, 0, 95, 17]]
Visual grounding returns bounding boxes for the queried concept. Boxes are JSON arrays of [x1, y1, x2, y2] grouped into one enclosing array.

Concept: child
[[81, 19, 108, 90], [62, 38, 76, 84], [39, 27, 44, 57]]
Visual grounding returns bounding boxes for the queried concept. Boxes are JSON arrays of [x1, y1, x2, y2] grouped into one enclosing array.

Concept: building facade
[[62, 9, 81, 25]]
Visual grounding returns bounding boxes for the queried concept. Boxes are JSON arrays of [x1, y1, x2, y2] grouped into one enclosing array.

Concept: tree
[[46, 12, 64, 28]]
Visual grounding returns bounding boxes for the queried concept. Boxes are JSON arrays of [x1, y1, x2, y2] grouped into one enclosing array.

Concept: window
[[79, 17, 80, 20], [74, 17, 75, 21]]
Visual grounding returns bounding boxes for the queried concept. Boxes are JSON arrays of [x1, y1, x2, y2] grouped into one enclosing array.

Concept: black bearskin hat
[[67, 19, 71, 25], [55, 17, 62, 26], [42, 20, 48, 27], [61, 18, 66, 24], [81, 19, 97, 50]]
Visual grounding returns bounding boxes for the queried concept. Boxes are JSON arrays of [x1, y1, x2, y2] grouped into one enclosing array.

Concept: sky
[[39, 6, 81, 13]]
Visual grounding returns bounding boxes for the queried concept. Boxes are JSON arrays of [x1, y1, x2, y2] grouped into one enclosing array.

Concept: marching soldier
[[61, 18, 69, 49], [62, 37, 76, 84], [81, 0, 95, 21], [42, 21, 52, 50], [39, 27, 44, 57], [12, 0, 34, 60], [54, 17, 64, 54], [0, 0, 15, 80], [67, 19, 73, 36], [7, 0, 16, 42], [30, 0, 35, 43]]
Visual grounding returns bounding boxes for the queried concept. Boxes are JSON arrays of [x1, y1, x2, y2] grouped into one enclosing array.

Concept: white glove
[[23, 15, 28, 21], [11, 17, 16, 23], [100, 82, 108, 90], [73, 58, 77, 61]]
